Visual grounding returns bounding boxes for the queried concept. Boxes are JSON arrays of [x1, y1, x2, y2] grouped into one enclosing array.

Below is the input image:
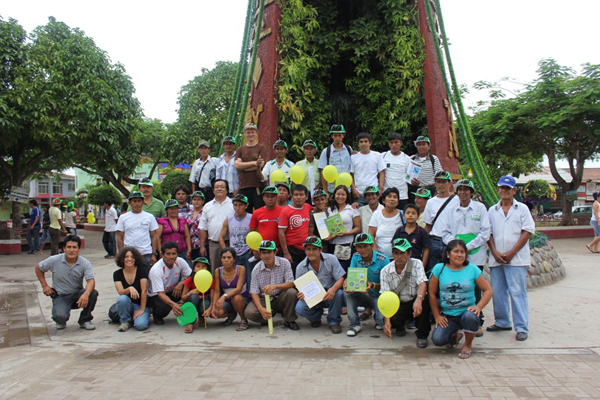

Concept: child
[[392, 204, 431, 267], [308, 189, 331, 253], [276, 182, 291, 208], [218, 194, 252, 270], [350, 132, 385, 207], [181, 257, 215, 333]]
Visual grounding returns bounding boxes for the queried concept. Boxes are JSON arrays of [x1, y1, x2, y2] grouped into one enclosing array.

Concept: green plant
[[87, 184, 123, 206], [529, 232, 550, 248], [159, 171, 191, 200]]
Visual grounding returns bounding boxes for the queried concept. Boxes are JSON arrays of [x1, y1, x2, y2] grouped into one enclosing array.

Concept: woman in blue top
[[429, 239, 493, 359]]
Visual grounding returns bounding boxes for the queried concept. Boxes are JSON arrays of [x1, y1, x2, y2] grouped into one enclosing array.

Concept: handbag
[[334, 244, 351, 261]]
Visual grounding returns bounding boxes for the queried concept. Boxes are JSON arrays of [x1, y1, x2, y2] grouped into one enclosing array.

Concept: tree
[[159, 171, 191, 200], [87, 184, 123, 206], [0, 17, 142, 224], [169, 61, 238, 164], [470, 59, 600, 225]]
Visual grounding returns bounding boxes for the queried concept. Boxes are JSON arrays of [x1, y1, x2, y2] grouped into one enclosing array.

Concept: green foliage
[[521, 179, 557, 204], [87, 184, 123, 206], [159, 171, 191, 200], [277, 0, 426, 158], [529, 232, 550, 249], [172, 61, 238, 164]]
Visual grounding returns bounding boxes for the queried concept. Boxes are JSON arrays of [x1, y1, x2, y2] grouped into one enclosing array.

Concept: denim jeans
[[40, 228, 50, 250], [187, 294, 211, 317], [490, 265, 529, 333], [345, 291, 383, 327], [102, 231, 116, 256], [52, 289, 98, 325], [295, 289, 344, 326], [27, 228, 40, 252], [115, 294, 150, 330], [427, 238, 446, 276], [431, 310, 480, 346], [66, 227, 77, 236]]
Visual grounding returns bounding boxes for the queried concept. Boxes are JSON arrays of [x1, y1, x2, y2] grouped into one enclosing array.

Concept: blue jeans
[[431, 310, 480, 346], [40, 227, 50, 249], [295, 289, 344, 326], [116, 294, 150, 331], [66, 227, 77, 236], [27, 228, 40, 252], [188, 294, 211, 317], [490, 265, 529, 333], [345, 291, 383, 327], [427, 238, 446, 275], [52, 289, 98, 325]]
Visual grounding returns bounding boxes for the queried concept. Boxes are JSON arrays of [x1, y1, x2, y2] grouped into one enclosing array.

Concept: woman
[[308, 189, 331, 253], [174, 184, 193, 219], [429, 239, 493, 359], [186, 190, 205, 260], [64, 202, 79, 236], [587, 192, 600, 253], [113, 247, 150, 331], [412, 188, 431, 228], [158, 199, 192, 260], [369, 187, 403, 259], [38, 204, 51, 255], [208, 248, 251, 331], [327, 185, 361, 270]]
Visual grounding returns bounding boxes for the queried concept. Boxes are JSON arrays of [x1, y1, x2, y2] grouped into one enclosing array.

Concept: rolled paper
[[265, 294, 274, 334]]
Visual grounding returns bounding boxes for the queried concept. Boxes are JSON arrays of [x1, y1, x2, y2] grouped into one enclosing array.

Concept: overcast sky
[[3, 0, 599, 167]]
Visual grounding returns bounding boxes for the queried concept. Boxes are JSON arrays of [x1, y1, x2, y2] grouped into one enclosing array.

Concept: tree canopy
[[470, 58, 600, 224]]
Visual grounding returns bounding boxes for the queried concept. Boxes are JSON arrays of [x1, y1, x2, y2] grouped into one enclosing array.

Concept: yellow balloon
[[270, 169, 287, 184], [336, 172, 353, 188], [377, 291, 400, 318], [89, 217, 96, 224], [246, 231, 263, 251], [289, 165, 305, 184], [323, 165, 338, 183], [194, 269, 213, 293]]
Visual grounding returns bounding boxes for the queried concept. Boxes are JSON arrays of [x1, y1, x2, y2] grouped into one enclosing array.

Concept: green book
[[346, 268, 368, 292], [324, 213, 346, 236]]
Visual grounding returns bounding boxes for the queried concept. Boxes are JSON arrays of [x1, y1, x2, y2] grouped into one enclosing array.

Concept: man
[[235, 123, 268, 212], [258, 139, 294, 185], [27, 199, 41, 254], [189, 140, 218, 202], [275, 182, 291, 207], [345, 233, 389, 336], [199, 179, 234, 271], [174, 185, 193, 219], [409, 136, 443, 200], [216, 135, 240, 197], [487, 175, 535, 341], [218, 194, 252, 270], [380, 238, 430, 348], [103, 200, 118, 259], [249, 186, 284, 250], [295, 237, 345, 333], [278, 185, 312, 274], [49, 198, 67, 256], [128, 177, 166, 218], [440, 179, 491, 336], [117, 191, 160, 274], [295, 140, 321, 195], [382, 132, 411, 209], [358, 186, 383, 234], [318, 124, 353, 195], [147, 241, 192, 325], [350, 132, 385, 206], [35, 235, 98, 330], [245, 240, 299, 330], [423, 171, 459, 274]]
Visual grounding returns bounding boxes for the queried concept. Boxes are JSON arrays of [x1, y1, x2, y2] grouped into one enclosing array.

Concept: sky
[[2, 0, 599, 167]]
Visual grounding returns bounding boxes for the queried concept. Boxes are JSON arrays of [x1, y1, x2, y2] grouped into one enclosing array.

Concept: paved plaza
[[1, 232, 599, 399]]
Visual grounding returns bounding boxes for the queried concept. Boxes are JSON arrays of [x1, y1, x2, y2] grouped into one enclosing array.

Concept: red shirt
[[278, 204, 313, 250], [184, 275, 215, 299], [249, 206, 284, 249]]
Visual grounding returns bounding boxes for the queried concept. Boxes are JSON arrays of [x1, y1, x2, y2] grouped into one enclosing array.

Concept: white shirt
[[199, 197, 234, 241], [329, 204, 360, 245], [359, 203, 384, 234], [488, 199, 535, 267], [189, 157, 218, 188], [116, 211, 159, 255], [261, 158, 294, 184], [381, 151, 411, 199], [369, 209, 403, 259], [104, 207, 118, 232], [423, 195, 460, 237], [350, 151, 385, 195], [147, 257, 192, 297], [440, 200, 491, 266]]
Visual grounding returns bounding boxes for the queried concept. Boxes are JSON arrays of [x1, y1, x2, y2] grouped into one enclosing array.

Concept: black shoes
[[284, 321, 300, 331], [486, 324, 512, 332]]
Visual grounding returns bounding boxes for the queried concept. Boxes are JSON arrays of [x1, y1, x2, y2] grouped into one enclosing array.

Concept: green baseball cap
[[273, 140, 288, 149], [392, 238, 412, 252], [193, 257, 210, 266], [330, 124, 346, 134], [364, 186, 379, 195], [454, 179, 475, 192], [353, 233, 374, 246], [243, 122, 258, 131], [138, 177, 153, 187], [414, 135, 430, 145], [262, 186, 278, 195], [222, 136, 237, 144], [275, 182, 289, 192], [165, 199, 179, 209], [302, 140, 317, 149], [232, 194, 249, 204], [412, 188, 431, 198], [312, 189, 327, 199], [191, 190, 205, 199], [434, 170, 452, 181], [304, 236, 323, 249], [128, 191, 144, 201], [258, 240, 277, 251]]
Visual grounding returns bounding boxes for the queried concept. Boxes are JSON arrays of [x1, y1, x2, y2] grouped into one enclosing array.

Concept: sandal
[[236, 320, 249, 331], [184, 324, 194, 333], [222, 314, 237, 326], [586, 245, 594, 253], [458, 349, 472, 359], [359, 312, 372, 321], [447, 332, 464, 348]]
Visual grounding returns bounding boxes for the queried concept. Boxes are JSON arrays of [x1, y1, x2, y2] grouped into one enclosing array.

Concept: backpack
[[326, 144, 352, 165], [410, 153, 437, 171]]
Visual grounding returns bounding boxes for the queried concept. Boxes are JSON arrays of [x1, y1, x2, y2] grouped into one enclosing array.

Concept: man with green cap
[[49, 198, 67, 256], [128, 177, 166, 218], [295, 139, 321, 195], [318, 124, 353, 195], [358, 186, 383, 234], [216, 136, 240, 196], [409, 135, 443, 200], [258, 139, 295, 185], [380, 238, 430, 348], [64, 201, 79, 236], [219, 193, 252, 270], [189, 140, 218, 202]]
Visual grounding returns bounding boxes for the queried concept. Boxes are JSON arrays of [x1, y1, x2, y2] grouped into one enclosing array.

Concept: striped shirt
[[410, 153, 443, 187], [250, 256, 295, 297], [216, 151, 239, 193], [380, 258, 428, 303]]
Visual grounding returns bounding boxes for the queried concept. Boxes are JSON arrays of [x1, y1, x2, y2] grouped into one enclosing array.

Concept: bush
[[159, 171, 191, 200], [88, 184, 123, 206]]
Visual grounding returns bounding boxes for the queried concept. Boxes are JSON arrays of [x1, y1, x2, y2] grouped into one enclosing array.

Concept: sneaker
[[346, 326, 362, 337], [323, 308, 329, 316], [118, 323, 129, 332], [395, 326, 407, 337], [516, 332, 528, 341], [330, 324, 342, 334], [357, 306, 366, 312], [79, 321, 96, 330], [56, 323, 66, 330], [406, 320, 416, 330], [375, 324, 385, 330], [476, 326, 484, 337], [416, 338, 429, 348]]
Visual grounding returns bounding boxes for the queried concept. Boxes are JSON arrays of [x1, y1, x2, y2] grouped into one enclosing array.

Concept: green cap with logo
[[232, 194, 249, 204], [353, 233, 374, 246], [191, 190, 205, 199], [193, 257, 210, 266], [138, 177, 153, 187], [434, 170, 452, 181], [364, 186, 379, 195], [258, 240, 277, 251], [304, 236, 323, 249], [312, 189, 327, 199], [302, 140, 317, 149], [262, 186, 279, 195], [243, 122, 258, 131], [454, 179, 475, 192], [164, 199, 179, 209], [412, 188, 431, 198], [329, 124, 346, 134], [414, 135, 430, 145], [392, 238, 412, 252], [128, 191, 144, 201], [273, 140, 288, 149], [222, 136, 237, 144]]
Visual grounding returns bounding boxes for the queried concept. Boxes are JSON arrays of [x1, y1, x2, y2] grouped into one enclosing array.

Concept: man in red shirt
[[278, 185, 312, 274]]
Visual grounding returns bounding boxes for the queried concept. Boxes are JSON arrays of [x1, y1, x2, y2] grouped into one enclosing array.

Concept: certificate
[[294, 270, 326, 308], [405, 159, 422, 183], [313, 211, 330, 239]]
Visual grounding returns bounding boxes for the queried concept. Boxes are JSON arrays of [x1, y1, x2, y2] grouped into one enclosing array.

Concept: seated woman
[[158, 199, 192, 260], [428, 239, 493, 359], [113, 246, 151, 331], [181, 257, 213, 333], [208, 248, 251, 331]]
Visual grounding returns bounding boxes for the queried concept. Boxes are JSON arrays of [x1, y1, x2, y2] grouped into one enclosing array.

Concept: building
[[27, 173, 76, 207]]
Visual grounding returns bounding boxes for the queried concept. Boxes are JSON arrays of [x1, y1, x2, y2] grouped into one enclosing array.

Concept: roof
[[570, 168, 600, 181], [514, 167, 571, 185]]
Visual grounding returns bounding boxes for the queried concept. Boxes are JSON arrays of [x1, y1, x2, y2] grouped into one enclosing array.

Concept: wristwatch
[[417, 294, 425, 301], [223, 293, 228, 298]]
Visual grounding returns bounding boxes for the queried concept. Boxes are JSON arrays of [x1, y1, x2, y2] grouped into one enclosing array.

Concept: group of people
[[34, 123, 536, 360], [25, 198, 80, 256]]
